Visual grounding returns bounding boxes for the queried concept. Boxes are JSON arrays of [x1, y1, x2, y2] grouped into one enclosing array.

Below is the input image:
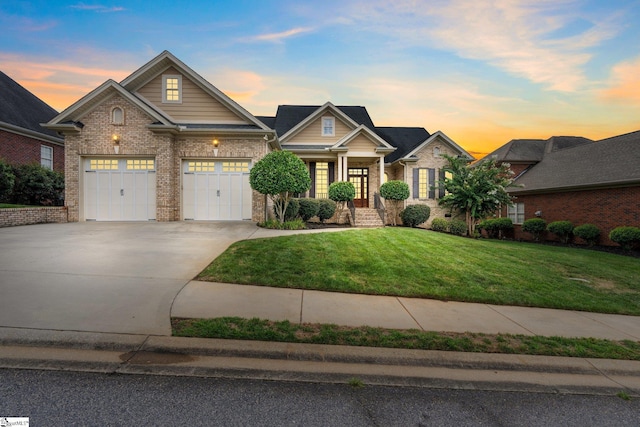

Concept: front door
[[348, 168, 368, 208]]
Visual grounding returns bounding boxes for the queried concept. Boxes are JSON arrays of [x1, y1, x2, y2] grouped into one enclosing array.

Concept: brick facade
[[0, 129, 64, 172], [63, 94, 268, 222], [0, 206, 67, 227], [502, 186, 640, 246]]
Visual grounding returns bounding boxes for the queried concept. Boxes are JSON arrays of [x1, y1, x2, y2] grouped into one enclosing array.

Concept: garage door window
[[188, 161, 216, 172], [223, 161, 249, 172], [90, 159, 119, 170], [127, 159, 155, 170]]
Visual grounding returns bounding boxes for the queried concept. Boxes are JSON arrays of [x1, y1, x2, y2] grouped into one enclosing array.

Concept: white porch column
[[379, 156, 385, 189], [337, 155, 343, 181], [343, 155, 349, 182]]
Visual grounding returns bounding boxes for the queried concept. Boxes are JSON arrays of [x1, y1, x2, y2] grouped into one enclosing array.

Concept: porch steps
[[354, 208, 385, 228]]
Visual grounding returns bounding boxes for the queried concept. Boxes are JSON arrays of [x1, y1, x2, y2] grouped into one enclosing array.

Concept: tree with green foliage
[[328, 181, 355, 224], [380, 180, 410, 226], [0, 159, 15, 202], [11, 163, 64, 206], [249, 151, 311, 224], [438, 155, 516, 236]]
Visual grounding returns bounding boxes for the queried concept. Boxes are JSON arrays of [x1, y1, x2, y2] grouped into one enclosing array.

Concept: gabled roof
[[511, 130, 640, 193], [273, 103, 375, 139], [0, 70, 62, 143], [46, 80, 172, 132], [398, 131, 474, 163], [120, 50, 270, 131], [482, 136, 594, 164], [330, 125, 396, 153], [375, 127, 431, 163]]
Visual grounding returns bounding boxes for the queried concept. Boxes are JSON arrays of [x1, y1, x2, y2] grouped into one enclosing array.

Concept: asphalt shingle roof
[[269, 105, 375, 137], [375, 127, 431, 163], [0, 70, 60, 139], [511, 130, 640, 193]]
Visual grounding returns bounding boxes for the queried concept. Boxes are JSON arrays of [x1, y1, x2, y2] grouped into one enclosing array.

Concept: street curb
[[1, 327, 639, 395]]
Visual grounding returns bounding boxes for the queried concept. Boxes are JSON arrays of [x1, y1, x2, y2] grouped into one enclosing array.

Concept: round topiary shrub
[[317, 199, 337, 223], [609, 226, 640, 250], [522, 218, 547, 242], [400, 204, 431, 228], [478, 218, 499, 238], [573, 224, 600, 247], [380, 180, 410, 226], [547, 220, 573, 244], [431, 218, 449, 232], [297, 198, 320, 221], [273, 198, 299, 221], [449, 219, 467, 236]]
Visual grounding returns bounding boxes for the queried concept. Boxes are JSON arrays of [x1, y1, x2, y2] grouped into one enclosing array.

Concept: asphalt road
[[2, 369, 639, 426]]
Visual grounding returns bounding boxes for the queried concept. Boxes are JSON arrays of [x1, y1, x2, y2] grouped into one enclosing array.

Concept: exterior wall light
[[112, 134, 120, 154], [213, 138, 219, 156]]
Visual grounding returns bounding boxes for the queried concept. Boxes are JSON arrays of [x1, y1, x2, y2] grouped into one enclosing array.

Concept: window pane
[[223, 161, 249, 172], [90, 159, 118, 170], [188, 161, 215, 172], [418, 169, 428, 198], [315, 162, 329, 199], [127, 159, 155, 170]]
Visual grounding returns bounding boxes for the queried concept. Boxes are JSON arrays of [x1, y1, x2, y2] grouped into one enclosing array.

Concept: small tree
[[328, 181, 355, 224], [249, 151, 311, 224], [438, 155, 516, 236], [11, 163, 64, 206], [380, 180, 409, 226]]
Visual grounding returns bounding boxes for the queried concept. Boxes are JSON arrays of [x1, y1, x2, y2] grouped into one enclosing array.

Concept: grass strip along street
[[172, 317, 640, 361], [198, 227, 640, 315]]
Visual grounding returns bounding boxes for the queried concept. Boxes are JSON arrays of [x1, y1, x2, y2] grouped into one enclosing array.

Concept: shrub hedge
[[573, 224, 600, 246], [431, 218, 449, 232], [547, 220, 573, 244], [400, 204, 431, 228], [609, 226, 640, 250]]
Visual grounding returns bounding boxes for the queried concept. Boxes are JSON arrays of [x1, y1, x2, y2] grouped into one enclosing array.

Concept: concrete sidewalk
[[172, 281, 640, 341]]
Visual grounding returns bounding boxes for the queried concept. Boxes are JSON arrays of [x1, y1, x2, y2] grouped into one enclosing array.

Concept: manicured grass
[[172, 317, 640, 361], [0, 203, 34, 208], [198, 228, 640, 315]]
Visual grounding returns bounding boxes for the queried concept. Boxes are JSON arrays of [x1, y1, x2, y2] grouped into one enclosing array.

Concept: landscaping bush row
[[262, 198, 337, 229], [519, 218, 640, 250], [0, 160, 64, 206]]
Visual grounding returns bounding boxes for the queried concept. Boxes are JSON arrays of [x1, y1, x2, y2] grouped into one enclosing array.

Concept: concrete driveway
[[0, 221, 261, 335]]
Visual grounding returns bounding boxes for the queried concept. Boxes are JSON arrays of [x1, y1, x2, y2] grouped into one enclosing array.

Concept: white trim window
[[321, 116, 335, 137], [41, 145, 53, 170], [162, 75, 182, 103], [111, 107, 124, 125], [507, 202, 525, 224]]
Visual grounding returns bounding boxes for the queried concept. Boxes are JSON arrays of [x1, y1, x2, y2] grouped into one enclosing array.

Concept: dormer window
[[163, 75, 182, 103], [433, 146, 441, 157], [321, 116, 335, 137], [111, 107, 124, 125]]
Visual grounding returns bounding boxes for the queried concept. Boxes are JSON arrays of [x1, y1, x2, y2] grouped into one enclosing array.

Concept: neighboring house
[[482, 132, 640, 246], [0, 71, 64, 172], [45, 50, 472, 224]]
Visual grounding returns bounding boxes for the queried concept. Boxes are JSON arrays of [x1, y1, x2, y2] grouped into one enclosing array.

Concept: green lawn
[[198, 228, 640, 315]]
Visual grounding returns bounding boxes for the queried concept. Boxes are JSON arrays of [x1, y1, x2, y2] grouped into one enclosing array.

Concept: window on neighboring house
[[315, 162, 329, 198], [321, 117, 335, 137], [413, 168, 436, 199], [41, 145, 53, 170], [111, 107, 124, 125], [163, 75, 182, 103], [507, 202, 525, 224]]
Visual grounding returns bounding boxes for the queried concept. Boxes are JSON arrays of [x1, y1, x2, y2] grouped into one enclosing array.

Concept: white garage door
[[84, 159, 156, 221], [182, 160, 252, 220]]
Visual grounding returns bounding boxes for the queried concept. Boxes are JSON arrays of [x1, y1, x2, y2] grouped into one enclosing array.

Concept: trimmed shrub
[[11, 163, 64, 206], [273, 198, 299, 221], [0, 159, 15, 202], [573, 224, 600, 247], [449, 219, 467, 236], [297, 198, 320, 221], [478, 218, 513, 239], [609, 226, 640, 250], [380, 180, 410, 226], [317, 199, 337, 223], [522, 218, 547, 242], [400, 204, 431, 228], [547, 220, 573, 244], [431, 218, 449, 233], [328, 181, 355, 224]]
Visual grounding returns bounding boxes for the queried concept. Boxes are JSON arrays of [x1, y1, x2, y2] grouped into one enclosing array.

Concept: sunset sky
[[2, 0, 639, 158]]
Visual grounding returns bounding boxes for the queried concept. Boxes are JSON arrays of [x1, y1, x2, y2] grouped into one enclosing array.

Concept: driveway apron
[[0, 222, 259, 335]]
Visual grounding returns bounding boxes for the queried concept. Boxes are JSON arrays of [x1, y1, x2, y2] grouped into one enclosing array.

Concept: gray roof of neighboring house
[[483, 136, 593, 163], [511, 130, 640, 193], [0, 70, 60, 139], [375, 127, 431, 163]]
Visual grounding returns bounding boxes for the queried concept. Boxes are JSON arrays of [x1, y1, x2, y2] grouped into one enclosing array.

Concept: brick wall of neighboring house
[[0, 206, 67, 227], [0, 129, 64, 172], [503, 186, 640, 246], [64, 94, 268, 222]]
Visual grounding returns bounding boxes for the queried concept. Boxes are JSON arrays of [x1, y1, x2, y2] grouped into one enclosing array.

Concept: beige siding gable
[[136, 67, 249, 124], [345, 134, 379, 152], [285, 113, 354, 144]]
